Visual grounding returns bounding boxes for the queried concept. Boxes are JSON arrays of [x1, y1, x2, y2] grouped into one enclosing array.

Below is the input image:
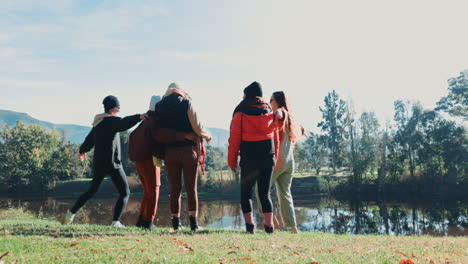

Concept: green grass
[[0, 208, 467, 263]]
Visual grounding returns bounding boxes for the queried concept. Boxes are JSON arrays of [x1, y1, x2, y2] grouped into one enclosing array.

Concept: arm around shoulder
[[187, 101, 212, 141], [114, 114, 142, 132]]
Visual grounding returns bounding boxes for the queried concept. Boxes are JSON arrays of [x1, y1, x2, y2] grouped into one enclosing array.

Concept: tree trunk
[[349, 123, 360, 193], [408, 145, 416, 193], [378, 125, 388, 194]]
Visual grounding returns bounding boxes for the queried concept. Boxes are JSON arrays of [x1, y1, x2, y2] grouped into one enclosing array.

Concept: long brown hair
[[272, 91, 299, 142]]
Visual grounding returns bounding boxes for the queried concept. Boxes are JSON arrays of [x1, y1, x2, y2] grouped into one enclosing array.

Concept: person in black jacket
[[155, 83, 211, 232], [59, 95, 146, 228]]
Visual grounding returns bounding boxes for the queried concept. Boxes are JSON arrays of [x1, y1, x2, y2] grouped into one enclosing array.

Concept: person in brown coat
[[129, 95, 198, 230]]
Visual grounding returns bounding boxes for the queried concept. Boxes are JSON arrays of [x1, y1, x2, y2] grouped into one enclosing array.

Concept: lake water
[[0, 196, 466, 236]]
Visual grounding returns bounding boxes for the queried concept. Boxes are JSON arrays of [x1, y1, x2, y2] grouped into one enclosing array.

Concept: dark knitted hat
[[103, 95, 120, 113], [243, 81, 263, 98]]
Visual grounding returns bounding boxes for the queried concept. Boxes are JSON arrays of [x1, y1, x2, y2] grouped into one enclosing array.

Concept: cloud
[[0, 46, 16, 58]]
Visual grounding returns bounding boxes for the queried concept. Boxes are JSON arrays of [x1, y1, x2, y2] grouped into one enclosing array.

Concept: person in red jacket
[[128, 95, 199, 230], [228, 81, 279, 234]]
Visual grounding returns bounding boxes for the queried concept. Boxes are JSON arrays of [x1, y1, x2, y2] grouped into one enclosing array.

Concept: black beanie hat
[[103, 95, 120, 113], [243, 81, 263, 98]]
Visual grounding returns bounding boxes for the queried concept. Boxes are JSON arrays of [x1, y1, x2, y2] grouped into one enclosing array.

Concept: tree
[[393, 101, 424, 184], [0, 122, 61, 191], [436, 70, 468, 120], [318, 90, 346, 174], [417, 111, 467, 186], [357, 111, 380, 180], [299, 132, 327, 175], [205, 145, 227, 171], [345, 102, 381, 191], [0, 121, 88, 191], [377, 121, 389, 194]]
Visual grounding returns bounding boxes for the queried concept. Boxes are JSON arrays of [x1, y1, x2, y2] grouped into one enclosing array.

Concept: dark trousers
[[70, 167, 130, 221], [135, 159, 161, 222], [240, 166, 273, 213], [164, 145, 199, 215]]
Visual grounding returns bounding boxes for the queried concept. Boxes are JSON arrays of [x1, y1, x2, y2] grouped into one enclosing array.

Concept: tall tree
[[436, 70, 468, 120], [318, 90, 346, 174], [377, 121, 389, 194], [358, 111, 381, 179], [345, 100, 359, 190], [345, 103, 381, 191], [393, 101, 423, 183]]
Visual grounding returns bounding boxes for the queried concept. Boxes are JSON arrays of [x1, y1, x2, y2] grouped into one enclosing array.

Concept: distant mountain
[[0, 109, 91, 144], [206, 127, 229, 148], [0, 109, 230, 148]]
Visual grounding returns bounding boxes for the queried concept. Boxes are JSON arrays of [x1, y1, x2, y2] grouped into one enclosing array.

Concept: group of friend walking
[[59, 81, 301, 234]]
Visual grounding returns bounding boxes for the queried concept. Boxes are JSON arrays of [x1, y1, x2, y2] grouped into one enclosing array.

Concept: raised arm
[[112, 114, 142, 132]]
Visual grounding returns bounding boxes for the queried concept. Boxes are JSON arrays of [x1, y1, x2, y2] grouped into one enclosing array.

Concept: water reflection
[[0, 196, 466, 236]]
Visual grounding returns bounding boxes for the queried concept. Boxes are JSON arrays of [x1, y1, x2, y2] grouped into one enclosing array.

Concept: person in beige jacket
[[155, 83, 211, 231]]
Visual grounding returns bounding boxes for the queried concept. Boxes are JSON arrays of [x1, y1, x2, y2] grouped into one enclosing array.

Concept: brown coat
[[128, 111, 187, 162]]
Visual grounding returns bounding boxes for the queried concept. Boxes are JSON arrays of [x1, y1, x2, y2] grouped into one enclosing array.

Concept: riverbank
[[2, 174, 467, 202], [1, 208, 467, 264]]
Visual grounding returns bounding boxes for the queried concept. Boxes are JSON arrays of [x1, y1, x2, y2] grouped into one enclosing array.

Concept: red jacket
[[228, 109, 279, 169]]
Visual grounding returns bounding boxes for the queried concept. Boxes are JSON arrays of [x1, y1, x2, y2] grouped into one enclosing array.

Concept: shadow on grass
[[0, 220, 240, 238]]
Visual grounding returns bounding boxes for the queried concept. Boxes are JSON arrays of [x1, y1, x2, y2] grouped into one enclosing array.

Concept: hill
[[0, 109, 229, 147], [0, 109, 90, 144]]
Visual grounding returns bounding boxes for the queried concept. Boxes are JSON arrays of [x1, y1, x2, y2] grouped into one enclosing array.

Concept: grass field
[[0, 208, 466, 264]]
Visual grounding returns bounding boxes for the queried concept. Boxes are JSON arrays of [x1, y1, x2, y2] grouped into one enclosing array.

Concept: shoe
[[245, 223, 255, 234], [141, 219, 154, 231], [136, 215, 144, 228], [264, 225, 274, 234], [189, 216, 203, 231], [111, 221, 126, 229], [171, 217, 184, 231], [59, 211, 75, 225]]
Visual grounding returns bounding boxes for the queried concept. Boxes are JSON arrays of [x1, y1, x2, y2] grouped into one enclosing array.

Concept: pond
[[0, 196, 466, 236]]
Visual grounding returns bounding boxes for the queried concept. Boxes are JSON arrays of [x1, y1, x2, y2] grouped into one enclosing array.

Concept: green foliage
[[205, 145, 227, 171], [0, 121, 87, 191], [318, 90, 347, 174], [292, 71, 468, 194], [296, 132, 327, 175], [436, 70, 468, 120], [417, 111, 467, 185]]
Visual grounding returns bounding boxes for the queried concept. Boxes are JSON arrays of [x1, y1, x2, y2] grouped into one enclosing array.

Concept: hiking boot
[[59, 211, 75, 225], [264, 225, 274, 234], [171, 217, 184, 231], [135, 215, 144, 228], [245, 223, 255, 234], [111, 221, 126, 229], [141, 219, 154, 231], [189, 216, 203, 232]]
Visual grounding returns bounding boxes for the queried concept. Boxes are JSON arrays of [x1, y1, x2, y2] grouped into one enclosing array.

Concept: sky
[[1, 0, 467, 131]]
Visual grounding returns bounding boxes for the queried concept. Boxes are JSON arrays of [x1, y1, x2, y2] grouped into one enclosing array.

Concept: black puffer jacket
[[155, 94, 195, 147], [79, 115, 141, 171]]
